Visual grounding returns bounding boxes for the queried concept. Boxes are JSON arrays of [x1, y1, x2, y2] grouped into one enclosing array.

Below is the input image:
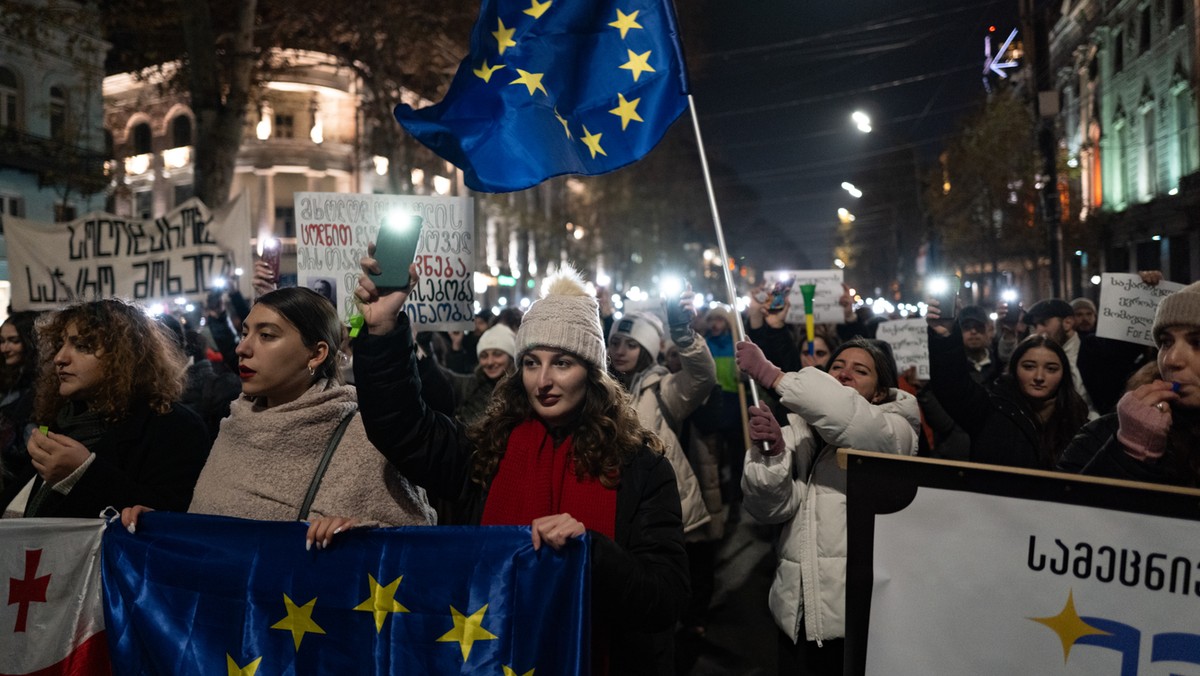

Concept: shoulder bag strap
[[296, 410, 356, 521]]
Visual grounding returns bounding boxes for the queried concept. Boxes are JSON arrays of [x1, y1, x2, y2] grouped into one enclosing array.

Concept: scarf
[[481, 418, 616, 538], [24, 402, 111, 516]]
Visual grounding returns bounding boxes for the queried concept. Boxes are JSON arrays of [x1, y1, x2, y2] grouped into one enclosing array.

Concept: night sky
[[678, 0, 1021, 273]]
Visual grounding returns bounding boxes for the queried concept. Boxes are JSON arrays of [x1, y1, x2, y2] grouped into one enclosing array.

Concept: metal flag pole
[[687, 94, 763, 421]]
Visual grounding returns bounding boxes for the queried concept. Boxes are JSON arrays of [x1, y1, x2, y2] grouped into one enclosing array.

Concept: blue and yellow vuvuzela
[[394, 0, 691, 193]]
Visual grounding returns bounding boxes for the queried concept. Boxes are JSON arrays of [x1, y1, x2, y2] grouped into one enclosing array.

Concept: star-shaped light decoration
[[437, 604, 499, 662], [510, 69, 548, 96], [523, 0, 551, 19], [608, 93, 643, 130], [581, 126, 606, 158], [473, 60, 505, 83], [493, 18, 517, 55], [608, 9, 642, 39], [619, 49, 655, 82], [226, 655, 263, 676], [1029, 589, 1110, 662], [354, 574, 409, 633], [270, 594, 326, 650]]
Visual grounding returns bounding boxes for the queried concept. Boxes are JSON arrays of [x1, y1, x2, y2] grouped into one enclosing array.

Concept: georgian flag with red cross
[[0, 519, 110, 676]]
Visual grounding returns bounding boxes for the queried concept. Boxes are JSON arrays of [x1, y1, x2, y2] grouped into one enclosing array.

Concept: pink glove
[[1116, 391, 1171, 461], [735, 340, 783, 389], [748, 402, 784, 456]]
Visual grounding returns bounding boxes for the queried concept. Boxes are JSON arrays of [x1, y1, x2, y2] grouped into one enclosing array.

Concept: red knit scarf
[[481, 418, 617, 538]]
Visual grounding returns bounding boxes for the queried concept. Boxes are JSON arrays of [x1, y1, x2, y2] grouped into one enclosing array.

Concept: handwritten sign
[[295, 193, 475, 331], [762, 269, 845, 325], [1096, 273, 1184, 346], [4, 196, 252, 310], [874, 319, 930, 379]]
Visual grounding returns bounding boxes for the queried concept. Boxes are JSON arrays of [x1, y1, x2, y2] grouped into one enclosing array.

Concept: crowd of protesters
[[2, 244, 1198, 675]]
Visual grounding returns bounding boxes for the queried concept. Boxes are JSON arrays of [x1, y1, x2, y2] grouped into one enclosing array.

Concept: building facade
[[1051, 0, 1200, 290]]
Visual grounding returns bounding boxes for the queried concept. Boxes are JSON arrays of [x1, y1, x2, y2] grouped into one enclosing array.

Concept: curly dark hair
[[0, 311, 41, 393], [466, 359, 663, 489], [33, 300, 186, 423]]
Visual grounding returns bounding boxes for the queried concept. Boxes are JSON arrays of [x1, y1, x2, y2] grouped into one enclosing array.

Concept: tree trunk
[[181, 0, 257, 210]]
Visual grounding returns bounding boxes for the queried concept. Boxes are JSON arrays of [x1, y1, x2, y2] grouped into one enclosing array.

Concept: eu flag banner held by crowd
[[395, 0, 690, 192], [101, 513, 590, 675]]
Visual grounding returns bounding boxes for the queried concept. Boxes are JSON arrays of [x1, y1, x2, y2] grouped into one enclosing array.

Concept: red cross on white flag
[[0, 518, 110, 676]]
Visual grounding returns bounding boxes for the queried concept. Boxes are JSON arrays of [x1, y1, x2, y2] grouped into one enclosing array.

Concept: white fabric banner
[[867, 487, 1200, 675], [0, 518, 108, 675], [294, 192, 475, 331], [5, 195, 252, 310]]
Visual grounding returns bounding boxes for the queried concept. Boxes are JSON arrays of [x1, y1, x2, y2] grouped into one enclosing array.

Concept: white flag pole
[[686, 95, 764, 418]]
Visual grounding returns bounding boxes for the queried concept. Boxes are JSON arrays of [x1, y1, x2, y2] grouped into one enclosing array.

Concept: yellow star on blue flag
[[393, 0, 691, 192]]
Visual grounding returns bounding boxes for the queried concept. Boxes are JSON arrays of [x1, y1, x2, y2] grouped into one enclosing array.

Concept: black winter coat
[[929, 327, 1047, 469], [0, 402, 211, 518], [1058, 413, 1193, 485], [353, 317, 689, 675]]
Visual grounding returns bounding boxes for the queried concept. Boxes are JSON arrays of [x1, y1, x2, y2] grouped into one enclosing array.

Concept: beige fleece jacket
[[189, 380, 435, 526]]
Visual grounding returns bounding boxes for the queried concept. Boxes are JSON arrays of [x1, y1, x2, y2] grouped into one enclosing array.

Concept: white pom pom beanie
[[515, 265, 606, 370]]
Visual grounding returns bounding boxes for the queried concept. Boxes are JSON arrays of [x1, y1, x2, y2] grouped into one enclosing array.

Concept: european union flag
[[101, 513, 589, 675], [394, 0, 690, 193]]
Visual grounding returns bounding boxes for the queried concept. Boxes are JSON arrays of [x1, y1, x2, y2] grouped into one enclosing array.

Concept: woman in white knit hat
[[1060, 279, 1200, 485], [352, 257, 688, 674], [439, 323, 517, 426], [609, 309, 714, 534]]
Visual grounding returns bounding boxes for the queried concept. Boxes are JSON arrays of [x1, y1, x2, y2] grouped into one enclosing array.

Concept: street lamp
[[837, 208, 855, 223], [851, 110, 872, 133], [841, 181, 863, 198]]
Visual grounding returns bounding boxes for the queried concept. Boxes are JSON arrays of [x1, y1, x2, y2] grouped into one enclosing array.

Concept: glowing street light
[[837, 208, 855, 223], [840, 181, 863, 198], [851, 110, 872, 133]]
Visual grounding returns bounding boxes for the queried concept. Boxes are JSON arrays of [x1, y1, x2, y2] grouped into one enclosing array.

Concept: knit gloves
[[667, 294, 696, 347], [735, 340, 783, 390], [1116, 391, 1171, 462], [748, 402, 784, 456]]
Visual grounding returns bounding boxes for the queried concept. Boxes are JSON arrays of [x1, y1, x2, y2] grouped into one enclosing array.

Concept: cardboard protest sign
[[874, 319, 930, 379], [5, 196, 252, 310], [762, 269, 845, 325], [1096, 273, 1184, 346], [295, 193, 474, 331]]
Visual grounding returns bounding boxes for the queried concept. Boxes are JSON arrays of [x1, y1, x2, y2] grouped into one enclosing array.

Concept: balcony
[[0, 127, 108, 194]]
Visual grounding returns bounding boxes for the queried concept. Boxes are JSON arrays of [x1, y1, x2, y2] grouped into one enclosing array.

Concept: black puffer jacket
[[353, 317, 689, 675], [929, 328, 1045, 468]]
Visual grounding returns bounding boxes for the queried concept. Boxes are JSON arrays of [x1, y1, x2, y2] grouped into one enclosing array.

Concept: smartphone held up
[[370, 212, 425, 292], [261, 237, 281, 285], [927, 274, 961, 320]]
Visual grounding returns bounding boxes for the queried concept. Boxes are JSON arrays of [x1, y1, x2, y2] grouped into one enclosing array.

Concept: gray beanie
[[515, 265, 606, 370], [1070, 297, 1096, 312], [1152, 281, 1200, 345], [610, 311, 664, 361]]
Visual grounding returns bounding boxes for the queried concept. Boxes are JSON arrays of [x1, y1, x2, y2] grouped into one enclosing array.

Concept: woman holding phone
[[351, 254, 687, 674]]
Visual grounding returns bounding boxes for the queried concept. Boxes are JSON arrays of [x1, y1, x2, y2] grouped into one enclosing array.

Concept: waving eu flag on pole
[[395, 0, 690, 193]]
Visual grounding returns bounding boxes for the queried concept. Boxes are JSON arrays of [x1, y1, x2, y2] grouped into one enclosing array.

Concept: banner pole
[[687, 94, 763, 418]]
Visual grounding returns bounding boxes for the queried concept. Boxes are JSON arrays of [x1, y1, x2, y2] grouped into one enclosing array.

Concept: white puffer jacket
[[627, 336, 716, 533], [741, 367, 920, 643]]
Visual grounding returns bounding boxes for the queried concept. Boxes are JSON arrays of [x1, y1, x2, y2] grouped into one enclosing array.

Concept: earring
[[308, 365, 316, 376]]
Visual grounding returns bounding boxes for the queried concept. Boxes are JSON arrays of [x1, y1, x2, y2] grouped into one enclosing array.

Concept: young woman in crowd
[[608, 308, 713, 533], [351, 258, 688, 675], [0, 311, 41, 491], [122, 287, 435, 547], [0, 300, 210, 519], [1058, 281, 1200, 484], [735, 336, 920, 675], [927, 301, 1089, 469], [441, 323, 518, 426]]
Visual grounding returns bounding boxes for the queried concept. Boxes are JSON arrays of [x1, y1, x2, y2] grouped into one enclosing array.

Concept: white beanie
[[610, 311, 664, 361], [515, 265, 606, 370], [476, 324, 516, 359]]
